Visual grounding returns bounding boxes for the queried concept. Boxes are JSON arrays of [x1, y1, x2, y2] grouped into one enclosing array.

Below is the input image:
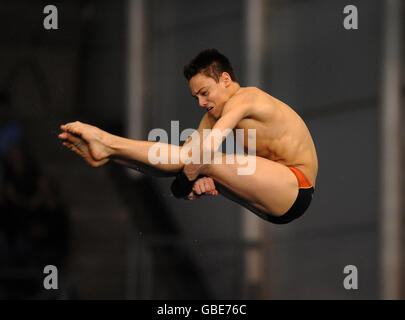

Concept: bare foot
[[58, 121, 113, 167]]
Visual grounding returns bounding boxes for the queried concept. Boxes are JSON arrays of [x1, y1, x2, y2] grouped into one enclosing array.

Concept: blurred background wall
[[0, 0, 403, 299]]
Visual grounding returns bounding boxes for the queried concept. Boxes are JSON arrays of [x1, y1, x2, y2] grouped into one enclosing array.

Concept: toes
[[66, 124, 73, 132], [60, 132, 82, 145], [63, 122, 82, 136], [62, 141, 81, 155]]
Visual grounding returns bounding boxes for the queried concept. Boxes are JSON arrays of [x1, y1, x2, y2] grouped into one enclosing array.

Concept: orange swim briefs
[[265, 166, 315, 224]]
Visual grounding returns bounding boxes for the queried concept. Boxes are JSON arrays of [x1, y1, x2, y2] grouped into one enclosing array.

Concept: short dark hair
[[183, 48, 238, 83]]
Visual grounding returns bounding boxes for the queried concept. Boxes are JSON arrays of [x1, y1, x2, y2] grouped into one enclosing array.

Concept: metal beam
[[243, 0, 268, 299], [126, 0, 146, 141], [380, 0, 403, 300], [126, 0, 146, 178]]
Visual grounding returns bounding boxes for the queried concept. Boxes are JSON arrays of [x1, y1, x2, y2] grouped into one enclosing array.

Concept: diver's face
[[189, 73, 228, 118]]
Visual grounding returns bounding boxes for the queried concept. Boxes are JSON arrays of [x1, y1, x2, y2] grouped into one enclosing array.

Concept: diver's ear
[[220, 72, 232, 87]]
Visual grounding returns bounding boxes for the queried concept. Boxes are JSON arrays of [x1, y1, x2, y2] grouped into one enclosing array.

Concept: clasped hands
[[183, 163, 218, 200]]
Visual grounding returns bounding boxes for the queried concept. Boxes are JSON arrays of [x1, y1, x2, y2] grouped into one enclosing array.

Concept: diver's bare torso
[[206, 86, 318, 187]]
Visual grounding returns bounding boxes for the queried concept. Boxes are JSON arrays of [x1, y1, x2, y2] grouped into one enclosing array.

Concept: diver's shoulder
[[232, 86, 266, 103], [239, 86, 263, 95]]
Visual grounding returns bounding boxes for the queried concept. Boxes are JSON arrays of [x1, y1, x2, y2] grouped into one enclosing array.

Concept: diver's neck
[[229, 82, 241, 98]]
